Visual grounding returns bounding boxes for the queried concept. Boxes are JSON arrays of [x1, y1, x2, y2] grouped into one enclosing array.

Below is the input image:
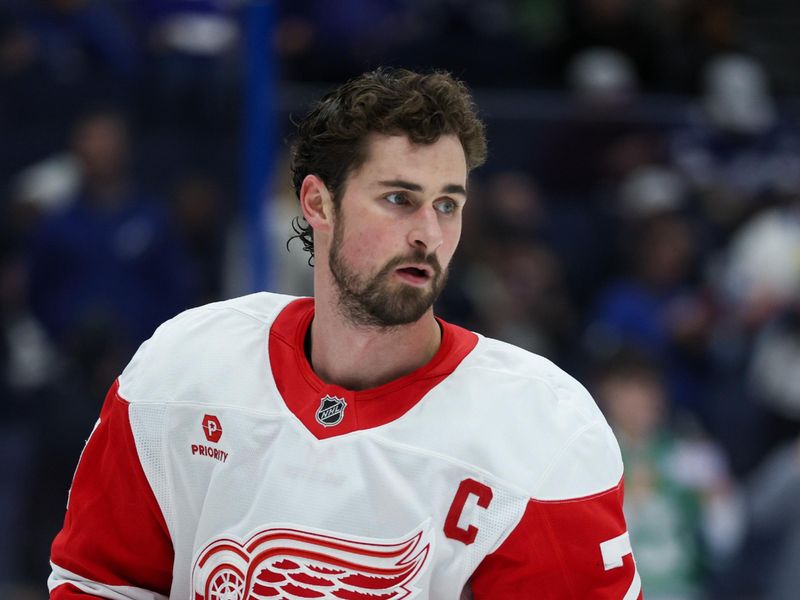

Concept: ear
[[299, 174, 334, 233]]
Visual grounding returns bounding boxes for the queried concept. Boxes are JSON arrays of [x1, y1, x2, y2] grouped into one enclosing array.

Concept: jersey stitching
[[368, 432, 532, 499], [145, 400, 291, 419], [454, 363, 599, 423], [194, 305, 271, 324], [117, 398, 617, 502], [116, 389, 291, 419], [116, 386, 173, 405], [158, 399, 176, 545], [118, 393, 177, 549], [178, 294, 295, 326], [121, 394, 339, 448], [485, 492, 528, 557], [531, 478, 623, 504], [530, 419, 612, 498]]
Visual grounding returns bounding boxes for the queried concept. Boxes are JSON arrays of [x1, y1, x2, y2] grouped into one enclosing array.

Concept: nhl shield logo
[[315, 395, 347, 427]]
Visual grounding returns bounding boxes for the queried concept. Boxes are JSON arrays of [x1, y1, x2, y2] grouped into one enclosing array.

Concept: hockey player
[[49, 68, 641, 599]]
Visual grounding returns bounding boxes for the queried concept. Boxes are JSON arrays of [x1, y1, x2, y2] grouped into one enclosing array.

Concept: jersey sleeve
[[49, 380, 173, 599], [470, 478, 641, 599]]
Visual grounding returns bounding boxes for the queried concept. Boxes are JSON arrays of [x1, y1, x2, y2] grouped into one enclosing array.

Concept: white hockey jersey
[[49, 293, 641, 599]]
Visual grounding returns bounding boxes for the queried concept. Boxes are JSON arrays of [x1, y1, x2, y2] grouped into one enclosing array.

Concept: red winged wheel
[[191, 524, 432, 600]]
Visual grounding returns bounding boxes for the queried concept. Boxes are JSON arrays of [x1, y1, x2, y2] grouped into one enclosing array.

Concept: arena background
[[2, 1, 800, 598]]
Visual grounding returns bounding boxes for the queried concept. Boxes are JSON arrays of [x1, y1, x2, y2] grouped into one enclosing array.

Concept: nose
[[408, 205, 443, 254]]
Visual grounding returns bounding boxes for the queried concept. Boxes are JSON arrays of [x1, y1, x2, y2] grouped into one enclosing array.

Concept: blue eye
[[385, 192, 408, 205], [435, 199, 458, 215]]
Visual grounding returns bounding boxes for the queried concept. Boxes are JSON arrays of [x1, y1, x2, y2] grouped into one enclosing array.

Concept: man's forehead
[[363, 132, 461, 156], [358, 133, 468, 184]]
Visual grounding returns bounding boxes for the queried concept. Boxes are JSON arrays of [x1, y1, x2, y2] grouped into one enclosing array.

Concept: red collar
[[268, 298, 478, 440]]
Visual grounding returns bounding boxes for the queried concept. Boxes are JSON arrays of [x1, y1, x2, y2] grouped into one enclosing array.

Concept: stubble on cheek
[[328, 216, 447, 328]]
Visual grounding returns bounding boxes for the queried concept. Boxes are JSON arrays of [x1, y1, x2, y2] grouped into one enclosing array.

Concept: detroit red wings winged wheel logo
[[191, 524, 432, 600]]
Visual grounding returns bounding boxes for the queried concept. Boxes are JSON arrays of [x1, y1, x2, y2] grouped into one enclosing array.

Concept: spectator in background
[[14, 0, 139, 83], [511, 0, 565, 84], [170, 174, 228, 305], [0, 232, 48, 592], [527, 52, 661, 309], [278, 0, 407, 83], [554, 0, 664, 90], [705, 149, 800, 473], [640, 0, 739, 93], [748, 306, 800, 442], [553, 0, 739, 93], [586, 171, 715, 421], [669, 53, 800, 242], [718, 191, 800, 334], [480, 170, 547, 241], [0, 213, 94, 588], [485, 240, 575, 360], [128, 0, 243, 189], [27, 108, 192, 396], [0, 0, 138, 110], [717, 299, 800, 473], [393, 0, 534, 87], [134, 0, 241, 130], [7, 151, 80, 240], [594, 352, 743, 599], [0, 7, 50, 180], [737, 435, 800, 600], [534, 47, 661, 205], [451, 171, 578, 360], [0, 0, 139, 181]]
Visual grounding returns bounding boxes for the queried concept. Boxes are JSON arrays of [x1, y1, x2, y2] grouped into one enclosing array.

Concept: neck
[[309, 297, 442, 391]]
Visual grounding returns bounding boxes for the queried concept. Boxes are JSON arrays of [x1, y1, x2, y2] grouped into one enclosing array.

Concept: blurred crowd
[[2, 1, 800, 599]]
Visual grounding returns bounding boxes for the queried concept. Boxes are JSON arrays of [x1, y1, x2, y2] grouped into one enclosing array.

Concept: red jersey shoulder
[[471, 479, 642, 600], [50, 381, 173, 597]]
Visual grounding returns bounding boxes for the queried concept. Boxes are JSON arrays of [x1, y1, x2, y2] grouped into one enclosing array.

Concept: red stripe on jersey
[[269, 298, 478, 439], [470, 479, 642, 600], [50, 380, 173, 596]]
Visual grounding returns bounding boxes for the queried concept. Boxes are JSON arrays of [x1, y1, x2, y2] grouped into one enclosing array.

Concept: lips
[[395, 264, 432, 285], [398, 265, 430, 277]]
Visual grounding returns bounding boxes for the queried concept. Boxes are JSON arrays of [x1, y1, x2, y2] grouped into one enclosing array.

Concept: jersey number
[[600, 531, 641, 600]]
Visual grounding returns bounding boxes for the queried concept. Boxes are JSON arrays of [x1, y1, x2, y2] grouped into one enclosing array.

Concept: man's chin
[[376, 289, 437, 326], [344, 285, 430, 328], [331, 259, 444, 328]]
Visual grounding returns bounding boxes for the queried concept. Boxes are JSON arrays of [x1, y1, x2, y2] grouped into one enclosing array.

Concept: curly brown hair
[[288, 67, 488, 259]]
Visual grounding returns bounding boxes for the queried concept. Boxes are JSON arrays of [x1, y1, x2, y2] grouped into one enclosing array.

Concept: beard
[[328, 214, 448, 328]]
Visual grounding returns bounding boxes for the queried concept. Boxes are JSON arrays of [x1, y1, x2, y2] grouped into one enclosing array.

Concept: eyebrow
[[378, 179, 467, 196]]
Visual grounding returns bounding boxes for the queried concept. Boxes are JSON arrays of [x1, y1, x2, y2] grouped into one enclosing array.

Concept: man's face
[[327, 134, 467, 328], [74, 115, 129, 184]]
